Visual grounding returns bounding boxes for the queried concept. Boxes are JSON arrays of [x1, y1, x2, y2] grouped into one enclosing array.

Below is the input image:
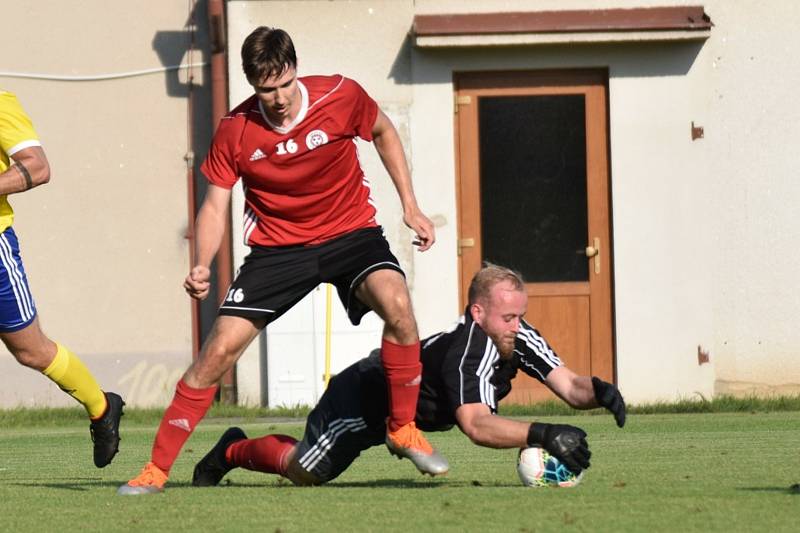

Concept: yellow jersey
[[0, 91, 41, 231]]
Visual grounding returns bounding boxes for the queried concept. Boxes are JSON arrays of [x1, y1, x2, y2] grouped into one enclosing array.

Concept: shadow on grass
[[328, 479, 442, 488], [737, 485, 800, 495], [10, 478, 123, 491], [328, 479, 520, 489], [202, 479, 446, 489], [10, 477, 522, 491], [9, 479, 200, 491]]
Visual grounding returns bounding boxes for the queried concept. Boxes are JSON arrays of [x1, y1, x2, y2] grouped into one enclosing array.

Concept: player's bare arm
[[544, 366, 597, 408], [546, 366, 626, 427], [184, 184, 232, 300], [455, 402, 529, 448], [371, 109, 435, 251], [455, 401, 591, 474], [0, 146, 50, 195]]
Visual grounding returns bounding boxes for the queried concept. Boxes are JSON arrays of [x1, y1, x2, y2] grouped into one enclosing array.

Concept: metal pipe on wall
[[186, 2, 202, 366], [207, 0, 236, 403]]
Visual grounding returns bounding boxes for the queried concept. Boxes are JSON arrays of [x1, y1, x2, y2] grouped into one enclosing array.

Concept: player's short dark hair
[[241, 27, 297, 84], [468, 262, 525, 305]]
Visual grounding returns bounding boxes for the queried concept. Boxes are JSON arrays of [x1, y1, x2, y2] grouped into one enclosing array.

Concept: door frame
[[453, 68, 617, 387]]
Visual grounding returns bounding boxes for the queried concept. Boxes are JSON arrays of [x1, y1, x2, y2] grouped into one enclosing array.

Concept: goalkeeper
[[193, 264, 626, 486]]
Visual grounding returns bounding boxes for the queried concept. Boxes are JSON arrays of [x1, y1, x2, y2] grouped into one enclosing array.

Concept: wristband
[[527, 422, 547, 447], [591, 376, 604, 400], [15, 161, 33, 190]]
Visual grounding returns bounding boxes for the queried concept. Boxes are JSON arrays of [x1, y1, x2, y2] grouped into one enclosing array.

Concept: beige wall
[[3, 0, 797, 408], [407, 18, 717, 403], [704, 2, 800, 396], [0, 1, 211, 406], [227, 0, 800, 405]]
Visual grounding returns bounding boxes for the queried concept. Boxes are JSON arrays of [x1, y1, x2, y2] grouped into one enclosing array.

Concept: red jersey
[[201, 75, 380, 247]]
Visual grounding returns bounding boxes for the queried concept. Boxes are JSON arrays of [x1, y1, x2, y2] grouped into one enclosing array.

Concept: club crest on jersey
[[305, 129, 329, 150]]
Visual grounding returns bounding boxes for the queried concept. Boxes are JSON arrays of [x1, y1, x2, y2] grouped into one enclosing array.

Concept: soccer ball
[[517, 446, 584, 487]]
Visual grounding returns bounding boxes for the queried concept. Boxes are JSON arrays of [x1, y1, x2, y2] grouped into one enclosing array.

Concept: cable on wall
[[0, 63, 208, 82]]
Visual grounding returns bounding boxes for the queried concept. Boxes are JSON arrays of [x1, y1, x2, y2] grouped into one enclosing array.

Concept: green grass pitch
[[1, 411, 799, 532]]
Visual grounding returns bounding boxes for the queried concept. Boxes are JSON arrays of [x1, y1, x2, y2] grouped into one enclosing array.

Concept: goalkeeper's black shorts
[[294, 357, 385, 482]]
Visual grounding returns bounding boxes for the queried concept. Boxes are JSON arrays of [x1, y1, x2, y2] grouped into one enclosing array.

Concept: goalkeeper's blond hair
[[467, 263, 525, 305]]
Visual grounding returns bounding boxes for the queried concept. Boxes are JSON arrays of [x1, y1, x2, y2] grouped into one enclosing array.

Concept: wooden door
[[454, 70, 614, 403]]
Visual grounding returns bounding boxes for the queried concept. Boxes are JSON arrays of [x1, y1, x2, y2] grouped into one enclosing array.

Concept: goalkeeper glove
[[527, 423, 591, 474], [591, 377, 626, 428]]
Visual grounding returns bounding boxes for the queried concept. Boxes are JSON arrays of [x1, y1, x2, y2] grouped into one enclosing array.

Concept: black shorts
[[219, 227, 403, 326], [294, 354, 386, 483]]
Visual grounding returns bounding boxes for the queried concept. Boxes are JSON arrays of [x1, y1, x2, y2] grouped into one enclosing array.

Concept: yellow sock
[[42, 343, 107, 419]]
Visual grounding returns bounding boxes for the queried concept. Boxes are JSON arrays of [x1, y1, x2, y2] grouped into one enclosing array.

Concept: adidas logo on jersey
[[405, 374, 422, 386], [168, 418, 192, 432], [249, 148, 266, 161]]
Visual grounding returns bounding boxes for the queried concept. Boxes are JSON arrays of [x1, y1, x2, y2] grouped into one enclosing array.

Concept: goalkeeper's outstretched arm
[[545, 366, 626, 427], [455, 402, 591, 474], [455, 402, 528, 449]]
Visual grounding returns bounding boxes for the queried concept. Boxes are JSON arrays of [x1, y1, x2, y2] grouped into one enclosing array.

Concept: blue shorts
[[0, 227, 37, 332]]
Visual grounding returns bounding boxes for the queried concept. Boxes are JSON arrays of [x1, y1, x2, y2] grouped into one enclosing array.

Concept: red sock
[[151, 379, 218, 473], [226, 434, 298, 476], [381, 339, 421, 432]]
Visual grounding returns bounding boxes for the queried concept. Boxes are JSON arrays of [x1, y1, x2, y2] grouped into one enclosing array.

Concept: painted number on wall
[[118, 360, 184, 406]]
